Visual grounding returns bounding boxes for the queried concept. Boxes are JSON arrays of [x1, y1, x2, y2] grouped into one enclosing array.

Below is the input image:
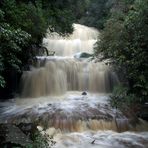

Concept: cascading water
[[43, 24, 98, 56], [20, 24, 119, 98], [0, 24, 148, 148], [21, 58, 119, 97]]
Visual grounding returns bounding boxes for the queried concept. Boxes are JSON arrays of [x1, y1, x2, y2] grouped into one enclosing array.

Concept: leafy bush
[[0, 21, 30, 87], [79, 0, 112, 29], [0, 0, 83, 91], [110, 85, 135, 109], [26, 131, 55, 148], [95, 0, 148, 105]]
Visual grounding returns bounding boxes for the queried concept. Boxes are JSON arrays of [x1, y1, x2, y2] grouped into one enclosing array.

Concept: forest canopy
[[94, 0, 148, 106], [0, 0, 85, 89]]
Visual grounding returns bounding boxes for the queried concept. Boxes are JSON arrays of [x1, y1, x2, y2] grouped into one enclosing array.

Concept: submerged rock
[[74, 52, 92, 59]]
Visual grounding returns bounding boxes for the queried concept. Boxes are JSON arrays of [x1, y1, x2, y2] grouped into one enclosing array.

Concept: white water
[[0, 24, 148, 147], [52, 131, 148, 148], [21, 57, 119, 98], [20, 24, 119, 98], [43, 24, 98, 56], [0, 92, 148, 147]]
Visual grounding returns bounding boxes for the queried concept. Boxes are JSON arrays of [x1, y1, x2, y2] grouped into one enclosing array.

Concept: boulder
[[74, 52, 92, 59], [0, 124, 32, 147], [82, 91, 87, 95]]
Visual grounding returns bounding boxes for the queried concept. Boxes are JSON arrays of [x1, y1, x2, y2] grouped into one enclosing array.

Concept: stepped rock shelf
[[0, 24, 148, 148]]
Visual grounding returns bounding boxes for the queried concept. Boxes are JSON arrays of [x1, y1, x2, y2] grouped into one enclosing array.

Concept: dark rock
[[74, 52, 92, 59], [0, 124, 32, 147], [82, 91, 87, 95], [91, 140, 95, 144], [17, 123, 37, 136], [137, 104, 148, 121]]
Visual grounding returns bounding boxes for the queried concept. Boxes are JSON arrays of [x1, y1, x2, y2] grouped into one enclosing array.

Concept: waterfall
[[20, 24, 119, 98], [43, 24, 98, 56], [1, 24, 147, 148]]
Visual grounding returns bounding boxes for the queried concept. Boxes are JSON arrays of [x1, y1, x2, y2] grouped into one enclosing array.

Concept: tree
[[79, 0, 112, 29], [0, 0, 85, 98], [0, 10, 30, 88], [0, 0, 94, 98], [95, 0, 148, 105]]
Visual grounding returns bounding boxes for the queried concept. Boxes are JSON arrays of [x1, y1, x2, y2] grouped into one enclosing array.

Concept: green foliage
[[0, 17, 30, 87], [26, 131, 55, 148], [1, 0, 48, 44], [79, 0, 112, 29], [47, 8, 74, 35], [0, 0, 83, 91], [95, 0, 148, 105], [0, 75, 5, 88], [110, 85, 135, 108]]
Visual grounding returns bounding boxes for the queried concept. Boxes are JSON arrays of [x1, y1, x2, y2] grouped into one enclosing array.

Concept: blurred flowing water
[[0, 24, 148, 148]]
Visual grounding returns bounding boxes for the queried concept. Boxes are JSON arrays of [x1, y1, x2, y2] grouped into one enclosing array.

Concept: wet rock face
[[0, 94, 147, 133], [17, 123, 37, 136], [0, 98, 127, 132], [0, 124, 33, 147]]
